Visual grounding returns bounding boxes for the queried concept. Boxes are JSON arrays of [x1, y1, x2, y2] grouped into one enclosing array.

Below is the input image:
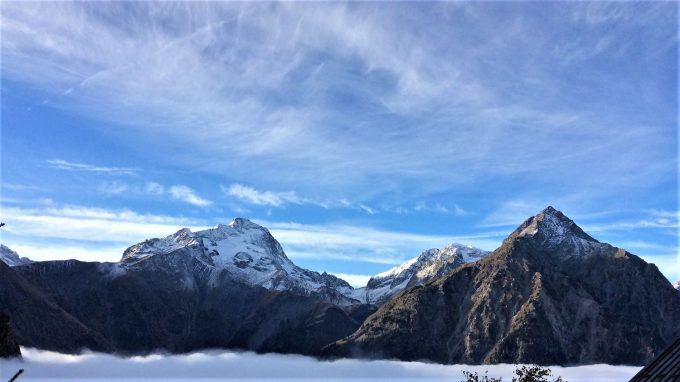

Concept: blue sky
[[0, 2, 678, 286]]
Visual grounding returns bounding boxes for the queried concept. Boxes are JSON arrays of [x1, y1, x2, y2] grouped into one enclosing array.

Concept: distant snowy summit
[[0, 245, 32, 267], [674, 279, 680, 292], [358, 244, 489, 304]]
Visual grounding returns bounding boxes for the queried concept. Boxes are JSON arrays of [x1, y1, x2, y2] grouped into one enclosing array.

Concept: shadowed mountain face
[[0, 261, 112, 353], [0, 312, 21, 358], [325, 207, 680, 366], [2, 250, 374, 356]]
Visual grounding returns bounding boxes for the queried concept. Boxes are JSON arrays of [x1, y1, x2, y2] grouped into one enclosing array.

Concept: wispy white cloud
[[144, 181, 165, 195], [480, 200, 539, 228], [169, 185, 212, 207], [0, 197, 22, 204], [1, 2, 673, 202], [1, 183, 43, 191], [586, 220, 680, 232], [584, 210, 680, 232], [0, 204, 207, 243], [617, 240, 677, 253], [223, 183, 300, 207], [644, 209, 680, 219], [46, 159, 137, 175], [453, 204, 469, 216], [94, 181, 208, 204], [413, 201, 469, 216], [358, 204, 376, 215], [223, 184, 379, 214], [97, 181, 129, 195]]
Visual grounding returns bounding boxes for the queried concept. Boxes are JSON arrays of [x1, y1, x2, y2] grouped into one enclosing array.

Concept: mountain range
[[1, 207, 678, 365], [0, 218, 480, 355], [323, 207, 680, 365]]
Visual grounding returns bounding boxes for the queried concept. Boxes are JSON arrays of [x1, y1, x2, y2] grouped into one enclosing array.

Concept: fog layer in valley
[[0, 348, 641, 381]]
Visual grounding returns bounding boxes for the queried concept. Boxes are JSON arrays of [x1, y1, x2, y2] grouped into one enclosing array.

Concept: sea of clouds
[[0, 348, 641, 381]]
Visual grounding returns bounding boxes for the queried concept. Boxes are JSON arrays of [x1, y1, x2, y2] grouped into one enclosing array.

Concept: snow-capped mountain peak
[[443, 243, 488, 263], [363, 243, 489, 304], [120, 218, 358, 306], [674, 279, 680, 292], [512, 206, 605, 257], [0, 244, 33, 267], [517, 206, 594, 240]]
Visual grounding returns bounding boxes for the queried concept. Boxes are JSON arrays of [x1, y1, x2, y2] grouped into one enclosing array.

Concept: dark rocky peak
[[507, 206, 602, 257], [514, 206, 596, 241], [318, 272, 353, 289]]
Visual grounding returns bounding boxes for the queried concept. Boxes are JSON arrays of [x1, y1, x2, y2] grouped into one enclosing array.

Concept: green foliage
[[461, 365, 566, 382]]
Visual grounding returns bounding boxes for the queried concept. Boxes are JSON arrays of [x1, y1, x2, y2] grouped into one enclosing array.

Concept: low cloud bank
[[0, 348, 641, 381]]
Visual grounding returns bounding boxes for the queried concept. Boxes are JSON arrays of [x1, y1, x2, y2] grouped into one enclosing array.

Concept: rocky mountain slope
[[324, 207, 680, 366], [0, 244, 32, 267], [357, 244, 488, 305]]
